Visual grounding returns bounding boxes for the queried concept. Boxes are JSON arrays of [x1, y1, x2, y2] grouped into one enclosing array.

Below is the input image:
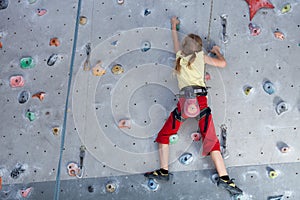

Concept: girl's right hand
[[171, 16, 180, 26]]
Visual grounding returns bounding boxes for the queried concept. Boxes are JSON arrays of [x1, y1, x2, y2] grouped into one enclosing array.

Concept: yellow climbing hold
[[52, 127, 60, 136], [92, 61, 106, 76], [79, 16, 87, 25], [243, 86, 253, 95], [281, 3, 291, 14], [111, 64, 124, 75], [269, 170, 278, 179]]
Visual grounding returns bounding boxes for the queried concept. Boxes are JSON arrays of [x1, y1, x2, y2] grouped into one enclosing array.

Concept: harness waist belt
[[179, 86, 207, 96]]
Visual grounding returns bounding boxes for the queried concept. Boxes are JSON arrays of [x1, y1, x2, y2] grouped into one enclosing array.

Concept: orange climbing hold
[[32, 92, 46, 101], [92, 61, 106, 76], [10, 76, 25, 88], [118, 119, 131, 129], [49, 37, 60, 47], [274, 31, 285, 40]]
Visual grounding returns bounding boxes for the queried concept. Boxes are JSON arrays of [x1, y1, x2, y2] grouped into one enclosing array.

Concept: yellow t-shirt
[[176, 50, 206, 90]]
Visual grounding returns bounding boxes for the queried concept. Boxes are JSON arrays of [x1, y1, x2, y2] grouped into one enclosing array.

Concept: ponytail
[[187, 53, 196, 69], [175, 57, 181, 73]]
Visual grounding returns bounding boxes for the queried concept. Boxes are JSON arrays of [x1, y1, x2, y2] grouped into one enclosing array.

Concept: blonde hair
[[175, 34, 203, 73]]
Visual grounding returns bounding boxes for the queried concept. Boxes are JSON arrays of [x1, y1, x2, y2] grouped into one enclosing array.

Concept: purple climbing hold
[[249, 23, 261, 36]]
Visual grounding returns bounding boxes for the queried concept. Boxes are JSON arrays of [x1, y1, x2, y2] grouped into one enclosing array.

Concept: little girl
[[145, 16, 243, 195]]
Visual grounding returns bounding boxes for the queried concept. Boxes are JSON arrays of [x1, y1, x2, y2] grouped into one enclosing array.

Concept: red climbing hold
[[118, 119, 131, 129], [37, 8, 47, 16], [10, 76, 25, 88], [245, 0, 274, 21]]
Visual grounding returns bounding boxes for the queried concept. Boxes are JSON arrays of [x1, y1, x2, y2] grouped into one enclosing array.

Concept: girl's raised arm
[[171, 16, 180, 53]]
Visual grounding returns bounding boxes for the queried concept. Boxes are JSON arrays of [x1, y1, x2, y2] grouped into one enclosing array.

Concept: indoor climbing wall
[[0, 0, 299, 199]]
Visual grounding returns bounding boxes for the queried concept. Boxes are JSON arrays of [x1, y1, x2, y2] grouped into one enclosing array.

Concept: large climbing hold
[[10, 76, 25, 88], [20, 57, 35, 69], [245, 0, 275, 21], [147, 178, 159, 191], [276, 101, 288, 115], [179, 153, 193, 165], [0, 0, 8, 10], [263, 80, 275, 95], [18, 90, 30, 104]]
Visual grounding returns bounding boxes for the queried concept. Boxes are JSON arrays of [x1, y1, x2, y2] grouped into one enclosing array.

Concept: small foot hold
[[118, 119, 131, 129], [105, 182, 116, 193], [18, 91, 30, 104], [49, 37, 60, 47], [141, 41, 151, 52], [144, 8, 151, 16], [169, 134, 179, 144], [0, 0, 9, 10], [243, 85, 253, 95], [79, 16, 87, 25], [92, 61, 106, 76], [20, 187, 32, 198], [52, 127, 60, 136], [117, 0, 124, 5], [268, 169, 278, 179], [248, 23, 261, 36], [67, 162, 80, 177], [276, 101, 288, 115], [37, 8, 47, 16], [20, 57, 35, 69], [211, 173, 219, 184], [32, 92, 45, 101], [147, 178, 159, 191], [281, 3, 291, 14], [47, 54, 58, 66], [111, 64, 124, 75], [191, 132, 201, 141], [263, 80, 275, 95], [179, 153, 193, 165], [274, 31, 285, 40], [268, 194, 284, 200], [277, 141, 290, 153]]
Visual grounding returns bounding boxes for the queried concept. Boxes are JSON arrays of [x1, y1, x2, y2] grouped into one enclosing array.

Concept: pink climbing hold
[[248, 23, 261, 36], [118, 119, 131, 129], [37, 8, 47, 16], [10, 76, 25, 88], [20, 187, 32, 198], [191, 132, 201, 141], [205, 72, 211, 81]]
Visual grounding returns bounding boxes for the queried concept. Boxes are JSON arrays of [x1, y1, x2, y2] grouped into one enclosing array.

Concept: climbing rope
[[53, 0, 82, 199]]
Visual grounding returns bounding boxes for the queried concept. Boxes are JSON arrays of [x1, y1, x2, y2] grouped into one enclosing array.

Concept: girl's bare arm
[[171, 16, 180, 53], [204, 46, 227, 68]]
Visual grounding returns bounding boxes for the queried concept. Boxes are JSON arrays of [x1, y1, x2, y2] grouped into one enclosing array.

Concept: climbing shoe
[[217, 178, 243, 195], [144, 169, 169, 181]]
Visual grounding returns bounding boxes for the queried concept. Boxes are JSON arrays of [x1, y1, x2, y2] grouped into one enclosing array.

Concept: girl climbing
[[145, 16, 243, 195]]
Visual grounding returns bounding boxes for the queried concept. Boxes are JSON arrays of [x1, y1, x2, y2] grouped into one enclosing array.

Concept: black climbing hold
[[144, 8, 151, 16], [141, 41, 151, 52], [0, 0, 8, 10], [268, 195, 284, 200], [179, 153, 193, 165], [88, 185, 94, 193], [18, 91, 29, 104], [11, 164, 25, 179], [47, 54, 58, 66]]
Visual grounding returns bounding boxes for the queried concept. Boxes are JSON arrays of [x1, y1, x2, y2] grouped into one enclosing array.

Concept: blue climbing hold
[[169, 134, 178, 144], [179, 153, 193, 165], [141, 41, 151, 52], [147, 178, 159, 191], [18, 91, 29, 104], [263, 80, 275, 95]]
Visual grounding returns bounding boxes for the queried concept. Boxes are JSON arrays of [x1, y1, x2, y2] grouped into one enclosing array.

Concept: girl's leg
[[158, 143, 169, 170], [210, 150, 228, 176]]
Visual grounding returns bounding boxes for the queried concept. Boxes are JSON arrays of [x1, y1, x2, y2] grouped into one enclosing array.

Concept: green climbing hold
[[169, 134, 179, 144], [26, 111, 36, 121], [20, 57, 35, 69], [28, 0, 37, 4]]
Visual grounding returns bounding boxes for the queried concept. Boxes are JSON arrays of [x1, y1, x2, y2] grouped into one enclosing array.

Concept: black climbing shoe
[[144, 169, 169, 181], [217, 178, 243, 195]]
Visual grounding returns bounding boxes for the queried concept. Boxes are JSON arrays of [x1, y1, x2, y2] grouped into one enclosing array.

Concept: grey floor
[[0, 0, 299, 199]]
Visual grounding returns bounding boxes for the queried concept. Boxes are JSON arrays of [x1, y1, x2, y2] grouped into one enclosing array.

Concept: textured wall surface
[[0, 0, 299, 199]]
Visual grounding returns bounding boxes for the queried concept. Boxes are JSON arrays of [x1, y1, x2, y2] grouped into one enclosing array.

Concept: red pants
[[155, 96, 220, 156]]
